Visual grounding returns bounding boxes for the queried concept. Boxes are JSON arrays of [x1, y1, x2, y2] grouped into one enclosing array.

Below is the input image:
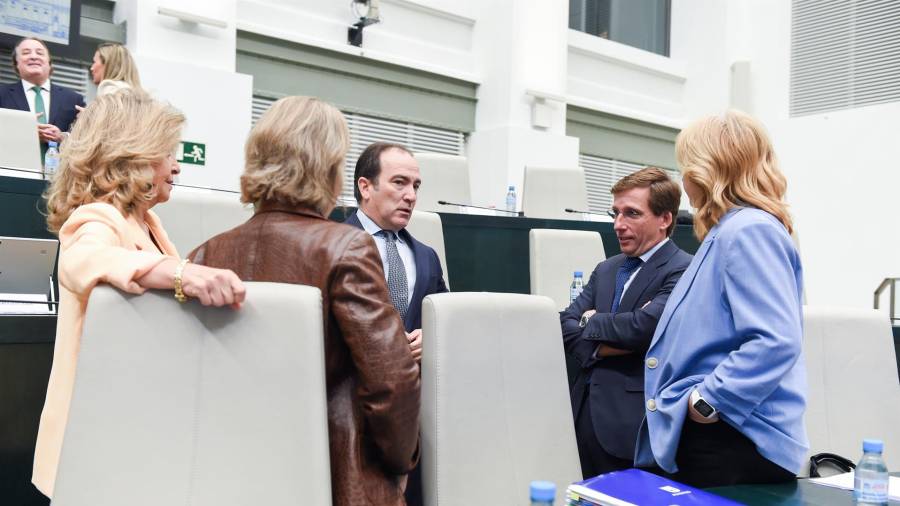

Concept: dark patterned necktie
[[611, 256, 643, 312], [379, 230, 408, 319]]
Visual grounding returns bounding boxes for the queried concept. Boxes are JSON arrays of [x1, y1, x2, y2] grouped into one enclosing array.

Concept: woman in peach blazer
[[33, 90, 245, 498]]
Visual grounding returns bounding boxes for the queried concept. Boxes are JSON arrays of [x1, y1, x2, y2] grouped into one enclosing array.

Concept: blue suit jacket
[[635, 207, 808, 475], [0, 80, 85, 135], [560, 239, 692, 460], [344, 212, 449, 332]]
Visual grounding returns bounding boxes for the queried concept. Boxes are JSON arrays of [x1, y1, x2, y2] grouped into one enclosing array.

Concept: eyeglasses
[[607, 208, 645, 221]]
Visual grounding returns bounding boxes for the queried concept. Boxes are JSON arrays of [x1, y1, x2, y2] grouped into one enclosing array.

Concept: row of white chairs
[[413, 153, 590, 221], [153, 189, 594, 305], [52, 285, 900, 505], [153, 191, 452, 290]]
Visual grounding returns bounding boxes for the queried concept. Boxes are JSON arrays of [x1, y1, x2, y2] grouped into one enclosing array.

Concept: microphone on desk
[[565, 208, 609, 218], [438, 200, 518, 215]]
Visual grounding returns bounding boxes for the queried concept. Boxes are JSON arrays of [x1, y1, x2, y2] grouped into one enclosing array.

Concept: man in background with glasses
[[560, 167, 692, 478]]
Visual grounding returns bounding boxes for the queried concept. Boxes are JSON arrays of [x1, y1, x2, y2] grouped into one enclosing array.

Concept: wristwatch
[[690, 388, 718, 419], [579, 313, 591, 328]]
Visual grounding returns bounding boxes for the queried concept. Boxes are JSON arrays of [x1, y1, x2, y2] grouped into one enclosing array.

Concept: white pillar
[[112, 0, 251, 192], [466, 1, 580, 209], [115, 0, 236, 72]]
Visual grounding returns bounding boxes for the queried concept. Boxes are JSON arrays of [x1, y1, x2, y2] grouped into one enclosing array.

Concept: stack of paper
[[810, 471, 900, 501], [565, 469, 743, 506]]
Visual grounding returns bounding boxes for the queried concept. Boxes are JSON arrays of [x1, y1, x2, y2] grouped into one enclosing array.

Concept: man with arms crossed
[[561, 167, 692, 478], [0, 37, 85, 159]]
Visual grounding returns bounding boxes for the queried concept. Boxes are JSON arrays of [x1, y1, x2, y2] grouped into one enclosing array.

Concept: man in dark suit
[[345, 142, 449, 358], [560, 167, 693, 478], [345, 142, 448, 506], [0, 37, 85, 156]]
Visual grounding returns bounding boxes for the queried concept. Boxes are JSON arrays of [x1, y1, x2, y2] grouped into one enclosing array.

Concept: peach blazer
[[32, 203, 178, 497]]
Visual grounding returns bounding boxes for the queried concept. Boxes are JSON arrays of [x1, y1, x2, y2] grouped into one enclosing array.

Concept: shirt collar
[[22, 79, 50, 93], [356, 209, 393, 237], [637, 237, 669, 263]]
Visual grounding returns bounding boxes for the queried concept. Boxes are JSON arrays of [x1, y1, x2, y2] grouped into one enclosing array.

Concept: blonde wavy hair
[[241, 96, 350, 215], [95, 42, 141, 87], [676, 110, 792, 240], [44, 90, 184, 233]]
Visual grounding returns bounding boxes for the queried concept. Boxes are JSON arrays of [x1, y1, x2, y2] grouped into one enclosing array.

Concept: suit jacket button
[[646, 399, 657, 411], [646, 357, 658, 369]]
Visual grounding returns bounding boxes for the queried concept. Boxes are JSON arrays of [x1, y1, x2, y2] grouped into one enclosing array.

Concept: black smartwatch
[[690, 389, 718, 419]]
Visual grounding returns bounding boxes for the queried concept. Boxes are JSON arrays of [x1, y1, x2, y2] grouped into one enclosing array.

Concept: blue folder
[[566, 469, 744, 505]]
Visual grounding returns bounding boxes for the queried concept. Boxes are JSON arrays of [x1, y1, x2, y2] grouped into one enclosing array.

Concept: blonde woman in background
[[89, 42, 141, 96], [33, 90, 245, 498]]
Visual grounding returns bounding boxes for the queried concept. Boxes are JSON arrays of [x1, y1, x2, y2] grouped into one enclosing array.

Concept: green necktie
[[32, 85, 48, 163]]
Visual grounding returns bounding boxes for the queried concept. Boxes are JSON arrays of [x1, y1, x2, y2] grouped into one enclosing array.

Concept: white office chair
[[420, 292, 581, 505], [802, 305, 900, 473], [521, 166, 590, 220], [152, 188, 254, 255], [406, 210, 450, 289], [529, 229, 606, 310], [53, 283, 332, 506], [414, 152, 471, 213]]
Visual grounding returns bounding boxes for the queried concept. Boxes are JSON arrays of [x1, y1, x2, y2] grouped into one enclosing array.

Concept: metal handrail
[[874, 277, 898, 321]]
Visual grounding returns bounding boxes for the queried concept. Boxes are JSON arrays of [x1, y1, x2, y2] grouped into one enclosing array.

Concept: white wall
[[115, 0, 252, 192], [118, 0, 237, 72], [666, 0, 899, 309], [137, 56, 252, 192], [737, 0, 900, 309], [236, 0, 479, 82]]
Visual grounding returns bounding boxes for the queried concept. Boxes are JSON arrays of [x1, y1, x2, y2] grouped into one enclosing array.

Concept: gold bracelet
[[174, 258, 190, 303]]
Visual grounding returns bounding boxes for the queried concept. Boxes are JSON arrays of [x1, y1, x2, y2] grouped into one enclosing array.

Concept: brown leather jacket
[[189, 202, 420, 506]]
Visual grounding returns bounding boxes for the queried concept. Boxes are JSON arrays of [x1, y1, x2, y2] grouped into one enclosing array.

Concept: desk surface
[[710, 473, 900, 505]]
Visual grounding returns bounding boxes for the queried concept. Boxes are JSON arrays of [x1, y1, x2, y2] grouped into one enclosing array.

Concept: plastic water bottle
[[854, 439, 889, 505], [530, 480, 555, 505], [44, 141, 60, 177], [506, 185, 517, 214], [570, 271, 584, 304]]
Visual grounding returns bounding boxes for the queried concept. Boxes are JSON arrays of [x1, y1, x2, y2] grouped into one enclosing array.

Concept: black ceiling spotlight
[[348, 0, 381, 47]]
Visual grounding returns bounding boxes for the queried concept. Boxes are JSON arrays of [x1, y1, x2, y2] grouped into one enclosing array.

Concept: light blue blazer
[[634, 207, 809, 475]]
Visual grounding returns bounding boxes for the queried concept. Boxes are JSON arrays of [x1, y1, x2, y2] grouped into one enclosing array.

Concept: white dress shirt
[[356, 210, 417, 304], [22, 79, 51, 121]]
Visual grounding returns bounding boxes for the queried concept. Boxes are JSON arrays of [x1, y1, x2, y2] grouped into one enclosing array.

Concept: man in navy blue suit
[[345, 142, 448, 506], [345, 142, 449, 360], [560, 167, 692, 478], [0, 37, 85, 156]]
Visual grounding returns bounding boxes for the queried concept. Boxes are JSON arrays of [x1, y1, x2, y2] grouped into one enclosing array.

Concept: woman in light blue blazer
[[634, 110, 808, 487]]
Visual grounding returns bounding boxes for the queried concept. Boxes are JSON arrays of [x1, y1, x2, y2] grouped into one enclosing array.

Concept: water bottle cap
[[530, 480, 556, 501], [863, 438, 884, 453], [574, 271, 583, 277], [508, 185, 515, 191], [48, 141, 58, 147]]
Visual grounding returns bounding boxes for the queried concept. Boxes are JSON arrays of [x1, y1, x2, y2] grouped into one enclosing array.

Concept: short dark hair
[[11, 37, 52, 78], [611, 166, 682, 236], [353, 142, 413, 202]]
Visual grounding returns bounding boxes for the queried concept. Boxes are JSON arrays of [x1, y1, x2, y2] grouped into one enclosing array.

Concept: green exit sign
[[177, 141, 206, 166]]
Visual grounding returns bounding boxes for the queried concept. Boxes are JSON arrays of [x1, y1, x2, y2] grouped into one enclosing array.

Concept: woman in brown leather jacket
[[189, 96, 421, 505]]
